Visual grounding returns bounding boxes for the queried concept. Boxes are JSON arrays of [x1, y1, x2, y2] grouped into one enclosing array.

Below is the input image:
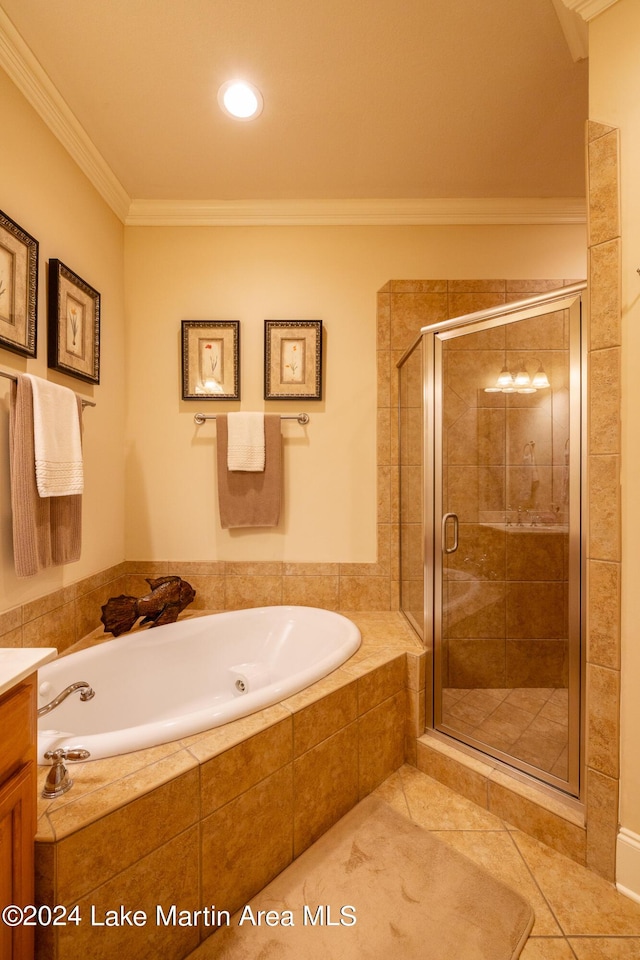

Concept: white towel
[[226, 412, 265, 472], [26, 374, 84, 497]]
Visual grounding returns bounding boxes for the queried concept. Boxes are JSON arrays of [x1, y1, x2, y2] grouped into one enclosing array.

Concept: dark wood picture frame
[[264, 320, 322, 400], [182, 320, 240, 400], [48, 259, 100, 384], [0, 209, 38, 358]]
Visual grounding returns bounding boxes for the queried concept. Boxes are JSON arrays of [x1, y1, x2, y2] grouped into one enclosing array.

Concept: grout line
[[505, 827, 570, 941], [443, 687, 570, 779]]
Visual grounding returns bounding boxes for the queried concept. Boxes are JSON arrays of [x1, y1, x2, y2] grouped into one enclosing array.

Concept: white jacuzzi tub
[[37, 605, 361, 762]]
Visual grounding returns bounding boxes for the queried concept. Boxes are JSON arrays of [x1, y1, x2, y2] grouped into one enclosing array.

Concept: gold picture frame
[[48, 259, 100, 383], [264, 320, 322, 400], [0, 209, 38, 358], [182, 320, 240, 399]]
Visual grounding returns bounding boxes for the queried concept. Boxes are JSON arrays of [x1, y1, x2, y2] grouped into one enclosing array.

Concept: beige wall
[[590, 0, 640, 840], [0, 67, 126, 612], [0, 56, 587, 613], [124, 225, 586, 563]]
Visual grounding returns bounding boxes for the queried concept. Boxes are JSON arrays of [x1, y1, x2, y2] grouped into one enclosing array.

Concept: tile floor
[[442, 687, 569, 778], [373, 764, 640, 959]]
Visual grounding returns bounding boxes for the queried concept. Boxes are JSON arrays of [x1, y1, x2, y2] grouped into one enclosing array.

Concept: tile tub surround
[[34, 612, 423, 960], [0, 560, 397, 659]]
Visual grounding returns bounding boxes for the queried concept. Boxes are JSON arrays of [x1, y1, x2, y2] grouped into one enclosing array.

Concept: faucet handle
[[42, 747, 90, 799], [44, 747, 90, 763]]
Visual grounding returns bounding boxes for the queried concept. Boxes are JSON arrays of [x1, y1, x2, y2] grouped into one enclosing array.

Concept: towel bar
[[0, 369, 96, 408], [194, 412, 309, 426]]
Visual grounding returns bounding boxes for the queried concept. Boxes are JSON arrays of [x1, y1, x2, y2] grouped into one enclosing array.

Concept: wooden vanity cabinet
[[0, 674, 37, 960]]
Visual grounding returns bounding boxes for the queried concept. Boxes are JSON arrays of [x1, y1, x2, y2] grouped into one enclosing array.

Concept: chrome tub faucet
[[37, 681, 95, 718]]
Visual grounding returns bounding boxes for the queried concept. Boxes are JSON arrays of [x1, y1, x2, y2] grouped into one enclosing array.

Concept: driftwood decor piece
[[100, 576, 196, 637]]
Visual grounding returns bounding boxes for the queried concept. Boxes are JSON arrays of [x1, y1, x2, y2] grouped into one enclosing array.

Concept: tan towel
[[9, 375, 82, 578], [216, 414, 281, 528]]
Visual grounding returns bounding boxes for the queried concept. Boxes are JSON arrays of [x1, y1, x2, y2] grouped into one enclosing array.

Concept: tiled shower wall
[[387, 120, 623, 882], [584, 120, 622, 881], [384, 276, 577, 630], [397, 339, 424, 630], [441, 310, 571, 690]]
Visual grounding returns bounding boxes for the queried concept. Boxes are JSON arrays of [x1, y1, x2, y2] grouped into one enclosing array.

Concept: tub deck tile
[[36, 738, 192, 822], [357, 655, 407, 713], [36, 611, 424, 844], [183, 703, 292, 764], [201, 764, 294, 917], [280, 664, 357, 712], [39, 749, 199, 841], [57, 826, 201, 960], [293, 722, 360, 857], [199, 716, 293, 815], [347, 611, 423, 648], [341, 646, 407, 678], [54, 767, 201, 904], [290, 680, 359, 757]]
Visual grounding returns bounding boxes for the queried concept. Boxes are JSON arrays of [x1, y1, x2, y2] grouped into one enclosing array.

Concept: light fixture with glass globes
[[531, 361, 551, 389], [217, 79, 264, 120], [484, 358, 550, 394]]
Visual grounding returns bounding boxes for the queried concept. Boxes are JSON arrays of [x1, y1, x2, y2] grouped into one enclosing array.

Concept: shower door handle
[[442, 513, 459, 554]]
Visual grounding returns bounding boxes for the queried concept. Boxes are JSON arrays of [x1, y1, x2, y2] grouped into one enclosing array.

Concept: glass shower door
[[431, 293, 582, 795]]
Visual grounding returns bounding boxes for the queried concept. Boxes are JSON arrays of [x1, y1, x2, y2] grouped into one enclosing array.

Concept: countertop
[[0, 647, 57, 698]]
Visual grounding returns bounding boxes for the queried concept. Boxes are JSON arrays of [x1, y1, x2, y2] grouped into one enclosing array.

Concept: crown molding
[[559, 0, 620, 20], [0, 8, 130, 221], [551, 0, 589, 60], [125, 197, 586, 227], [0, 8, 587, 229]]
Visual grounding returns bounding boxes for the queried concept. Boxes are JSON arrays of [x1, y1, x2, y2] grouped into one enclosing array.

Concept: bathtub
[[37, 605, 361, 762]]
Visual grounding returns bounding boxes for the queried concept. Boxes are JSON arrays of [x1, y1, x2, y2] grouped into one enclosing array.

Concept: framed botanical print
[[0, 209, 38, 358], [182, 320, 240, 399], [264, 320, 322, 400], [48, 259, 100, 383]]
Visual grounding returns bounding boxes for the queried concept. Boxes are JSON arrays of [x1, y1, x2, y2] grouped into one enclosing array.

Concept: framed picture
[[264, 320, 322, 400], [0, 209, 38, 358], [48, 259, 100, 384], [182, 320, 240, 399]]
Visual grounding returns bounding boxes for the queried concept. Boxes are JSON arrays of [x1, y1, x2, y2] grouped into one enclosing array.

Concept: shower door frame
[[420, 283, 586, 799]]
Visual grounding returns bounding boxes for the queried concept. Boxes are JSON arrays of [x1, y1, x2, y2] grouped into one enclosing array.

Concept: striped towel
[[226, 412, 265, 472], [26, 374, 84, 496]]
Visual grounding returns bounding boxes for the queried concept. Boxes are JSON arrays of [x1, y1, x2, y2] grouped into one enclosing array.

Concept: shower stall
[[398, 283, 585, 797]]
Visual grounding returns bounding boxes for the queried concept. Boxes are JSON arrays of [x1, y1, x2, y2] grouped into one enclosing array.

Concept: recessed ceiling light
[[217, 80, 263, 121]]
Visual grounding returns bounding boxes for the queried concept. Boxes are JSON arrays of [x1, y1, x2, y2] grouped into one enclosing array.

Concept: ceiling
[[0, 0, 588, 220]]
